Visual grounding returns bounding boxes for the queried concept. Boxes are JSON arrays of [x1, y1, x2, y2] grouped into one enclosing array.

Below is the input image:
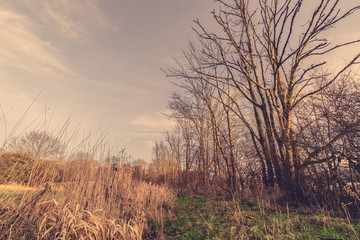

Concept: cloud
[[1, 0, 109, 42], [39, 0, 109, 41], [131, 113, 175, 133], [0, 1, 118, 98], [0, 0, 111, 77], [0, 9, 71, 75], [144, 140, 155, 150]]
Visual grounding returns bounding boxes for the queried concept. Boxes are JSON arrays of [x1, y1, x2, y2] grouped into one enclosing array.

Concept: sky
[[0, 0, 359, 161]]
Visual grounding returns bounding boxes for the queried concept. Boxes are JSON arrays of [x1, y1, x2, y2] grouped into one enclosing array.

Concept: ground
[[1, 184, 360, 239], [162, 194, 360, 240]]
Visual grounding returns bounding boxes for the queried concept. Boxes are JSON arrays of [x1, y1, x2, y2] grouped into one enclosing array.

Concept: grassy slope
[[164, 195, 360, 240]]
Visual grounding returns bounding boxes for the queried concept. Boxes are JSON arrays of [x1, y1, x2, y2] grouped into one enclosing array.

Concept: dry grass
[[0, 152, 175, 239], [0, 184, 38, 193]]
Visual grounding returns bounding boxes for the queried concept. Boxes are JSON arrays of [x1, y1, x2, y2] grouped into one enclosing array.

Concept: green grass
[[163, 195, 360, 240], [164, 195, 236, 239]]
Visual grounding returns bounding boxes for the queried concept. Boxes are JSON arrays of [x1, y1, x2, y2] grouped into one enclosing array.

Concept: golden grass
[[0, 183, 38, 194], [0, 152, 175, 239]]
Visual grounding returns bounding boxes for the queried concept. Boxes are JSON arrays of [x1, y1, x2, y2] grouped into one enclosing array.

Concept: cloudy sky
[[0, 0, 359, 161]]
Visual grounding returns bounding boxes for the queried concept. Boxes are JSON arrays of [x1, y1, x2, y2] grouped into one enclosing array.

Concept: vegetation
[[1, 152, 359, 239], [164, 195, 360, 239], [0, 152, 174, 239], [8, 130, 65, 159]]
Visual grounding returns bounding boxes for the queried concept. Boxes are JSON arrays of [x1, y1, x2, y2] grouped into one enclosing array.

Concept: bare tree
[[299, 73, 360, 205], [105, 148, 132, 164], [9, 130, 65, 159], [166, 0, 360, 201], [169, 93, 212, 187]]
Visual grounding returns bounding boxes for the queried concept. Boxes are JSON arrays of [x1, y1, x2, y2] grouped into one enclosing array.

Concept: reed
[[0, 152, 175, 239]]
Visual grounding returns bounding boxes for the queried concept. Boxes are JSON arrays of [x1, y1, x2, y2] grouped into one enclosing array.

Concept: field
[[0, 152, 359, 239]]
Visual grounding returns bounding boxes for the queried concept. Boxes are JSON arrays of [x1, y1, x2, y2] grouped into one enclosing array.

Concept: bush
[[0, 152, 35, 184]]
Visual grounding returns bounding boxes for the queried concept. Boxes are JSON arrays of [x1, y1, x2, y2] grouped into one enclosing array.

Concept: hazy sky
[[0, 0, 359, 161]]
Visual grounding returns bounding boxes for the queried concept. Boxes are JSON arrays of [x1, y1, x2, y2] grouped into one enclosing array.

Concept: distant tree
[[105, 148, 132, 164], [131, 158, 149, 167], [9, 130, 65, 159]]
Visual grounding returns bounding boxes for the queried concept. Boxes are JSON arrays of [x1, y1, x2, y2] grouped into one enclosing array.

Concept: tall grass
[[0, 152, 175, 239]]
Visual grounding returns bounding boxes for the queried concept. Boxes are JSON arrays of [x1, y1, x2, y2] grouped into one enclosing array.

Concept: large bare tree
[[167, 0, 360, 201]]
